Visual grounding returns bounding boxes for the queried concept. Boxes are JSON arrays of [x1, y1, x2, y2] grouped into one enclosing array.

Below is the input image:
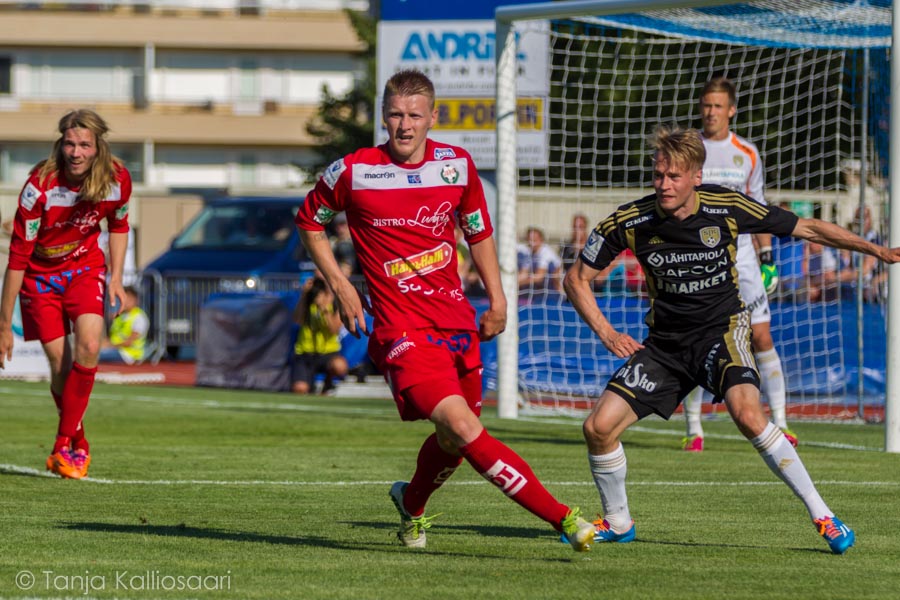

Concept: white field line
[[0, 386, 882, 451], [2, 463, 898, 488]]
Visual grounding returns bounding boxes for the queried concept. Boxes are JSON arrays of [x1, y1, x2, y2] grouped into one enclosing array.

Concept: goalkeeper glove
[[758, 247, 779, 296]]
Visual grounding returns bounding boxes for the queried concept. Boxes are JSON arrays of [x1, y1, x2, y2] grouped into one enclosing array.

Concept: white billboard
[[376, 20, 550, 169]]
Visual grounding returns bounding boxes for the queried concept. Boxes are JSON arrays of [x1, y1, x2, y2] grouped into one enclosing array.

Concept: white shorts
[[736, 234, 770, 326]]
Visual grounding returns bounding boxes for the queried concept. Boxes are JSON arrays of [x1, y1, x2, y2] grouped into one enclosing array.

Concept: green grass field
[[1, 380, 899, 600]]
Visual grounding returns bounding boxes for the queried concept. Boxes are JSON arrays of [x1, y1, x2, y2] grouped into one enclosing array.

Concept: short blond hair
[[650, 124, 705, 172], [383, 69, 436, 111]]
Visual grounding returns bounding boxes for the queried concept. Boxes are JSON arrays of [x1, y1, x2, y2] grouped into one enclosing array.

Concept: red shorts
[[19, 266, 106, 342], [368, 328, 483, 421]]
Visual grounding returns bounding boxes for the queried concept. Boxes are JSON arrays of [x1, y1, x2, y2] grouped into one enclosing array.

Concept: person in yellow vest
[[99, 286, 148, 364], [292, 276, 348, 394]]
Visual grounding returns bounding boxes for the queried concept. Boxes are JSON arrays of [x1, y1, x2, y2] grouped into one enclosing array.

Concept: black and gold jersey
[[581, 184, 798, 333]]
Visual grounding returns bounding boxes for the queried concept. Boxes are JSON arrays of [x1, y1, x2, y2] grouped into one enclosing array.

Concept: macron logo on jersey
[[322, 158, 346, 190], [434, 148, 456, 160], [20, 183, 40, 210]]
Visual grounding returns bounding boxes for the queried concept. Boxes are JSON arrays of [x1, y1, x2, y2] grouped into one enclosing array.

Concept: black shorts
[[292, 352, 342, 387], [605, 311, 760, 420]]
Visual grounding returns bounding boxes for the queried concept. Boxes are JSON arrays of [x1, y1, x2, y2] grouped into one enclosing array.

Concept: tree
[[304, 10, 376, 181]]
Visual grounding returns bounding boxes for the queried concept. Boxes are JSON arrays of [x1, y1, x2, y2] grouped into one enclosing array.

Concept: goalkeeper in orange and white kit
[[681, 76, 795, 452]]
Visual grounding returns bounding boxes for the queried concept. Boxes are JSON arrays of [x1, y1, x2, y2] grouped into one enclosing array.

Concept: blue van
[[142, 196, 315, 358]]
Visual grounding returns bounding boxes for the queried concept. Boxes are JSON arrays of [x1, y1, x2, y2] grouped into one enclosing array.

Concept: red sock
[[404, 433, 463, 517], [51, 389, 89, 452], [459, 429, 570, 530], [52, 435, 71, 454], [58, 362, 97, 445]]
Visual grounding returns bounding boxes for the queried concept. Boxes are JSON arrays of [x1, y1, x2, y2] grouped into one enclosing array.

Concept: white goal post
[[493, 0, 899, 453]]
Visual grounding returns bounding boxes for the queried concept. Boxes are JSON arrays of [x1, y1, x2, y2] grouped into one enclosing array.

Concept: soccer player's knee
[[435, 430, 461, 455], [582, 415, 609, 445], [77, 338, 101, 360], [292, 381, 311, 394]]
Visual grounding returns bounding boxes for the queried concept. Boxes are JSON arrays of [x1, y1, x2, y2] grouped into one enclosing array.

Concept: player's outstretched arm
[[792, 218, 900, 264], [563, 259, 643, 358], [299, 228, 368, 338]]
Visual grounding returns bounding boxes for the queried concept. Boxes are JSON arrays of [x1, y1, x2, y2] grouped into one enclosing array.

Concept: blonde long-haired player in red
[[0, 109, 132, 479]]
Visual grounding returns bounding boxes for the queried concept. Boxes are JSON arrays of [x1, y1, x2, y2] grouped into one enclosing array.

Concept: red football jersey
[[8, 164, 132, 274], [296, 139, 493, 334]]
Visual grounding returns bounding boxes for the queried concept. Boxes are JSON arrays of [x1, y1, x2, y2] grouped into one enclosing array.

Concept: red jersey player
[[0, 109, 131, 479], [296, 69, 594, 552]]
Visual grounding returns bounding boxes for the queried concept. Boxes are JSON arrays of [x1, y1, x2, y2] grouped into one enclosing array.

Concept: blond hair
[[383, 69, 436, 111], [37, 109, 122, 204], [650, 124, 706, 172]]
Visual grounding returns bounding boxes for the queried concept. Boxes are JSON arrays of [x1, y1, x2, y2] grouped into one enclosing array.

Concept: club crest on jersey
[[461, 209, 485, 236], [732, 155, 744, 168], [434, 148, 456, 160], [322, 158, 346, 190], [699, 226, 721, 248], [20, 182, 40, 210], [440, 164, 460, 184], [25, 218, 40, 241]]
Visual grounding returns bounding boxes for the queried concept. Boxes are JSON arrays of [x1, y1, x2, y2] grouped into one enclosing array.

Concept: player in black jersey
[[564, 125, 900, 554]]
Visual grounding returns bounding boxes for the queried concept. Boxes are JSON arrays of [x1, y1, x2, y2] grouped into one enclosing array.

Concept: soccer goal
[[491, 0, 893, 431]]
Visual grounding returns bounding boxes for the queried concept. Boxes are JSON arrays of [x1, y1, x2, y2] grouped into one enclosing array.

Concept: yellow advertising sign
[[434, 98, 544, 131]]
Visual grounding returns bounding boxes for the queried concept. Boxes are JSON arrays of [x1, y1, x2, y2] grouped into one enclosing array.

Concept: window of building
[[0, 56, 11, 94]]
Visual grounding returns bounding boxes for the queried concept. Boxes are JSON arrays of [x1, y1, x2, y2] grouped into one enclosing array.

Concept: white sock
[[588, 443, 632, 531], [751, 422, 832, 520], [756, 348, 788, 429], [683, 387, 707, 438]]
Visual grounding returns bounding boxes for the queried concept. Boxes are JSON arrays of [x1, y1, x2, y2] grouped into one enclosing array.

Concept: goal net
[[491, 0, 890, 421]]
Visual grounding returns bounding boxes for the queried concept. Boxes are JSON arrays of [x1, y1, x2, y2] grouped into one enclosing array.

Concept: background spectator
[[560, 213, 589, 272], [291, 277, 348, 395], [852, 205, 886, 302], [803, 241, 839, 302], [517, 226, 562, 292], [99, 286, 149, 364]]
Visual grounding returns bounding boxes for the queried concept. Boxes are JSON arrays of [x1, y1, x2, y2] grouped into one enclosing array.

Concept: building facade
[[0, 0, 368, 265]]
